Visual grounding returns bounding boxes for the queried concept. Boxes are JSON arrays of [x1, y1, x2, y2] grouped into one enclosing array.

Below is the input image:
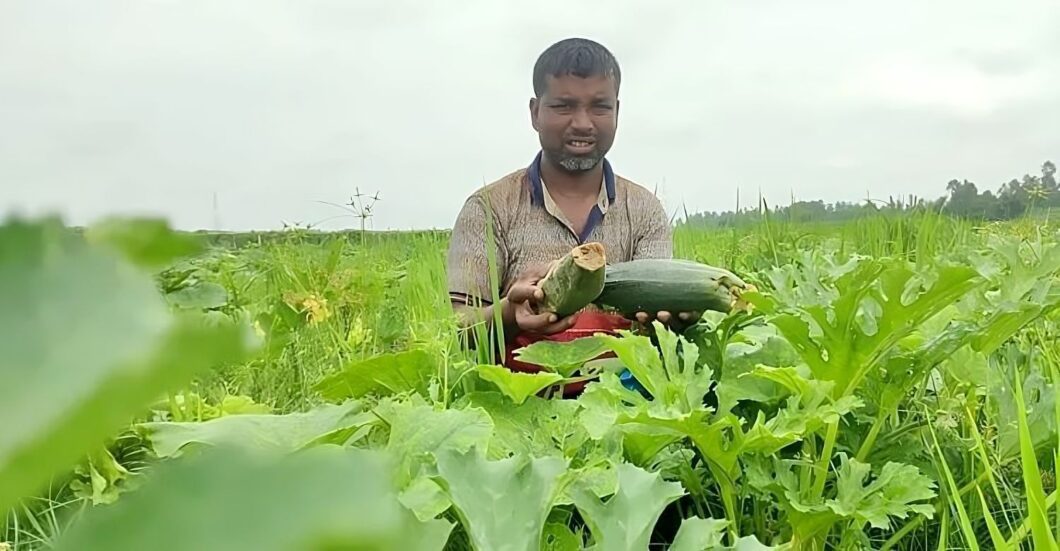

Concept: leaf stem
[[811, 420, 839, 499], [855, 410, 887, 462]]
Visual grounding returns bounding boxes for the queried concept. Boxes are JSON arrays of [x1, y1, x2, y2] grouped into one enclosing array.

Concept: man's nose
[[570, 107, 593, 131]]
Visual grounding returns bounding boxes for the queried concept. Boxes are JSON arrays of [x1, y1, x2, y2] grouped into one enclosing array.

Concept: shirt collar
[[527, 150, 616, 208]]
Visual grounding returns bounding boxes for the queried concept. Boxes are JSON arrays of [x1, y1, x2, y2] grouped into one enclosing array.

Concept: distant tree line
[[682, 160, 1057, 227]]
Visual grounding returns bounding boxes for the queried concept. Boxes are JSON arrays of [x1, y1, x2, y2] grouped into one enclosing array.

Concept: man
[[446, 37, 692, 386]]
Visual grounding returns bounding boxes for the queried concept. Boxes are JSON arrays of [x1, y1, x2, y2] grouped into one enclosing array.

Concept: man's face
[[530, 74, 619, 172]]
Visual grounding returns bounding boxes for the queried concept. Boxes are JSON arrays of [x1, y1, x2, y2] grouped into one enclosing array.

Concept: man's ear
[[529, 97, 540, 132]]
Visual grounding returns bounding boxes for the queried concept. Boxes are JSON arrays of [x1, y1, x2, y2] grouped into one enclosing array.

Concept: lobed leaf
[[826, 454, 937, 530], [572, 461, 686, 551], [383, 402, 493, 488], [434, 446, 568, 551], [474, 364, 563, 404], [513, 337, 611, 378]]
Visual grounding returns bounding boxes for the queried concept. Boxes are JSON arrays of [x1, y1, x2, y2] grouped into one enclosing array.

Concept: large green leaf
[[475, 364, 563, 404], [571, 461, 686, 551], [384, 403, 493, 487], [0, 217, 256, 516], [751, 257, 982, 398], [513, 337, 610, 377], [461, 392, 614, 463], [138, 400, 370, 457], [714, 325, 801, 415], [434, 446, 567, 551], [314, 348, 437, 400], [53, 446, 453, 551], [460, 392, 620, 504]]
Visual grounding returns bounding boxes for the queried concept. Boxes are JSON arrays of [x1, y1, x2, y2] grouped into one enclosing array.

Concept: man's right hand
[[501, 262, 577, 337]]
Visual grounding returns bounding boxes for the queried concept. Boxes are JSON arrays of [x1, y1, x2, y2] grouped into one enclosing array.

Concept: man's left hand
[[633, 310, 701, 330]]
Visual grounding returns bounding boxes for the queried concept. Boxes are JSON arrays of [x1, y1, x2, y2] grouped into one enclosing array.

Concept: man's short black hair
[[532, 38, 621, 97]]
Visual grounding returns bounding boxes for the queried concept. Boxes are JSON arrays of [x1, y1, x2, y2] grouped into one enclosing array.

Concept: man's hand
[[633, 310, 701, 332], [501, 263, 577, 337]]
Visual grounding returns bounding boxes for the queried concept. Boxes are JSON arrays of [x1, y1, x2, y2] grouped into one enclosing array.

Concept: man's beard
[[546, 148, 605, 172]]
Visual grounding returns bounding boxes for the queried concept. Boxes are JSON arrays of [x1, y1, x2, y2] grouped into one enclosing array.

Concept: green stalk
[[810, 421, 839, 499], [720, 481, 739, 545], [855, 409, 887, 462]]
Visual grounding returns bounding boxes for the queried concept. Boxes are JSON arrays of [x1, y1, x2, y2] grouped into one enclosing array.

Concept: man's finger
[[635, 311, 650, 324], [538, 316, 577, 335], [517, 308, 559, 330], [508, 283, 543, 304], [657, 311, 672, 324]]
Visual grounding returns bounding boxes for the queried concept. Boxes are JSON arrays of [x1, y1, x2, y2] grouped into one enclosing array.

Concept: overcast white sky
[[2, 1, 1058, 231]]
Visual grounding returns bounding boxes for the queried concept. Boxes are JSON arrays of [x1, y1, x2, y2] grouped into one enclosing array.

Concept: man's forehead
[[539, 73, 618, 98]]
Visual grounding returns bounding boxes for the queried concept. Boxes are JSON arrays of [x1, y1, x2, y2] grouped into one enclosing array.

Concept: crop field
[[3, 210, 1060, 550]]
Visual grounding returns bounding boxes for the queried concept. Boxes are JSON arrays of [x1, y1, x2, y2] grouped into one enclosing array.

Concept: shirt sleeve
[[632, 193, 674, 260], [446, 193, 508, 306]]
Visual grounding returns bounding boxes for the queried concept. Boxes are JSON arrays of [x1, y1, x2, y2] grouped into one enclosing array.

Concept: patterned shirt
[[447, 151, 673, 306]]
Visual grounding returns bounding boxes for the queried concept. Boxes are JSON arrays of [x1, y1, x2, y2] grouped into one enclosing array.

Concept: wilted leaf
[[0, 217, 255, 516], [138, 400, 369, 458], [435, 446, 567, 551], [474, 364, 563, 404], [314, 348, 437, 400], [53, 446, 452, 551], [571, 461, 686, 551]]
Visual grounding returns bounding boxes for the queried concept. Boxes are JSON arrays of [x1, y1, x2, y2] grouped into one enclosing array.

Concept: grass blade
[[975, 485, 1010, 551], [926, 418, 979, 551], [1013, 371, 1058, 550]]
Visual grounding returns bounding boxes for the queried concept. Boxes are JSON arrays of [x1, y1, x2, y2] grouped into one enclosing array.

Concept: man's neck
[[540, 155, 604, 199]]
